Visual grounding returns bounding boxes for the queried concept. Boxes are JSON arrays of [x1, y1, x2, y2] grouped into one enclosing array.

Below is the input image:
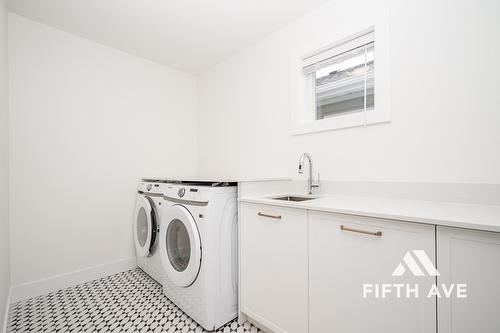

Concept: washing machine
[[158, 182, 238, 331], [133, 180, 166, 283]]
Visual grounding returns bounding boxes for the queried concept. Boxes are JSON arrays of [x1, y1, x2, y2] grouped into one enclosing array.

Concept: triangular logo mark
[[392, 250, 440, 277]]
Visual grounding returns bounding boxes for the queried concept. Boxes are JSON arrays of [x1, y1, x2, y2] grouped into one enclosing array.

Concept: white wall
[[0, 0, 10, 327], [8, 14, 198, 289], [4, 0, 500, 303], [197, 0, 500, 184]]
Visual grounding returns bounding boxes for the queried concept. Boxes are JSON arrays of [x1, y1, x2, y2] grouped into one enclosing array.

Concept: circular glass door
[[167, 219, 191, 272], [133, 195, 157, 257], [160, 205, 201, 287]]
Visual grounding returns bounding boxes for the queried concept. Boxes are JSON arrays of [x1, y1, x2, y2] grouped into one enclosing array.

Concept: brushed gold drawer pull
[[340, 225, 382, 237], [258, 212, 282, 220]]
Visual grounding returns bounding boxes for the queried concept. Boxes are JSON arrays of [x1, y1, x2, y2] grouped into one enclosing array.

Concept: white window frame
[[290, 10, 391, 135]]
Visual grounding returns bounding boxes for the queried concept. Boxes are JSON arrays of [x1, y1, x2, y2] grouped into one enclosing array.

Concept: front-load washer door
[[133, 195, 158, 257], [160, 204, 201, 287]]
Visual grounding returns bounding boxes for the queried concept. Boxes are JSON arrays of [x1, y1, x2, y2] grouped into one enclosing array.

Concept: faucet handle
[[312, 172, 321, 188]]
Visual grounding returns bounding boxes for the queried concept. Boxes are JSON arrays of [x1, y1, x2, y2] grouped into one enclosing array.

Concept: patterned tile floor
[[7, 269, 264, 333]]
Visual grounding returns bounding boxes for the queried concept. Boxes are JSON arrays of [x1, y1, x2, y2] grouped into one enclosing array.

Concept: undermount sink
[[271, 195, 317, 202]]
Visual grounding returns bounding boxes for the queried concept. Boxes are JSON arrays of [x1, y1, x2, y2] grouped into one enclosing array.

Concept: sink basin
[[271, 195, 316, 202]]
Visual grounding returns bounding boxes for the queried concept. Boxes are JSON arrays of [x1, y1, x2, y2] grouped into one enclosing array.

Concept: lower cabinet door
[[437, 226, 500, 333], [240, 203, 308, 333], [309, 211, 436, 333]]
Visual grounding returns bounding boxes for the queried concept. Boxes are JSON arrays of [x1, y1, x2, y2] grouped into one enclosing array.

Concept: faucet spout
[[298, 153, 312, 174]]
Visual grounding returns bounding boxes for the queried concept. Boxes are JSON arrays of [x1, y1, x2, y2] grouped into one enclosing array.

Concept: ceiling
[[8, 0, 331, 74]]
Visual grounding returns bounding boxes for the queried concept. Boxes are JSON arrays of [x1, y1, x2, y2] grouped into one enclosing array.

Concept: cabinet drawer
[[240, 203, 308, 333]]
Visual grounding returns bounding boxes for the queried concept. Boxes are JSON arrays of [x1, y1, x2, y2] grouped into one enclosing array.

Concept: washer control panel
[[163, 184, 212, 203], [137, 181, 164, 194], [139, 181, 236, 204]]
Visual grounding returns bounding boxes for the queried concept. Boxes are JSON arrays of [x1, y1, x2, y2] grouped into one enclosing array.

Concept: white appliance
[[133, 181, 166, 283], [158, 181, 238, 331]]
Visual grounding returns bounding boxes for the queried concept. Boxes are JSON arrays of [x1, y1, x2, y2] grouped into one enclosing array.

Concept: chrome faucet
[[298, 153, 320, 195]]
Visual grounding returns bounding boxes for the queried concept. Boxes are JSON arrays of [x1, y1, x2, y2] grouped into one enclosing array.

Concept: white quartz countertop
[[239, 194, 500, 233]]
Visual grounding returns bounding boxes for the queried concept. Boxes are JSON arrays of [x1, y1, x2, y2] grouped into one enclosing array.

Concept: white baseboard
[[11, 257, 137, 303], [2, 287, 11, 333]]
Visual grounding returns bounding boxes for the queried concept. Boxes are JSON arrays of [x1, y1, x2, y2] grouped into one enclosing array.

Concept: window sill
[[291, 111, 390, 136]]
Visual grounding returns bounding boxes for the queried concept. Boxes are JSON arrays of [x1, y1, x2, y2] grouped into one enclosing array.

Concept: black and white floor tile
[[7, 269, 264, 333]]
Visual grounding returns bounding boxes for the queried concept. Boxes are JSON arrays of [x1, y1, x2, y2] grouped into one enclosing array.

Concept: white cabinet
[[240, 203, 308, 333], [308, 211, 436, 333], [437, 226, 500, 333], [239, 200, 500, 333]]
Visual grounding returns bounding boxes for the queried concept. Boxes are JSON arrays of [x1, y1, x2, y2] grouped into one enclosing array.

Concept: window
[[305, 39, 374, 120], [291, 15, 390, 135]]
